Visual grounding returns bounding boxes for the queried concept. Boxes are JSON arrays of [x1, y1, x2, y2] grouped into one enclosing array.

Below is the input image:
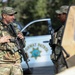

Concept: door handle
[[43, 41, 49, 43]]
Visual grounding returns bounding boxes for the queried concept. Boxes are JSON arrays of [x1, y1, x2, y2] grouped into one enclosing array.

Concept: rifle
[[8, 23, 31, 73]]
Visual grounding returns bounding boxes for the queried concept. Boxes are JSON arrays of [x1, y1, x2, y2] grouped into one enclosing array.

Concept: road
[[23, 66, 55, 75]]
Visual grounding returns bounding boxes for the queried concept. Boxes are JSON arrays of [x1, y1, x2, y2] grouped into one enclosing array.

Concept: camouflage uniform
[[0, 4, 25, 73], [50, 6, 69, 74], [55, 25, 66, 72], [51, 25, 66, 73], [0, 21, 23, 75]]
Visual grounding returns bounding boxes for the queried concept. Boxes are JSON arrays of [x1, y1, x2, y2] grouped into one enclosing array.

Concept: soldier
[[50, 5, 69, 74], [0, 7, 24, 75]]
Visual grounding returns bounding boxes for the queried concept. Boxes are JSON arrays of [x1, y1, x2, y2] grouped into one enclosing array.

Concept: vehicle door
[[21, 18, 54, 68]]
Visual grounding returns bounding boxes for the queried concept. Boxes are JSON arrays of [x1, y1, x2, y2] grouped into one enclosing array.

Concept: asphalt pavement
[[23, 66, 55, 75]]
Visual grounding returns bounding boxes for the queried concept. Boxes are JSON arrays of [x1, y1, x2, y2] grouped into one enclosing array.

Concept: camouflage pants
[[54, 54, 66, 73], [51, 46, 67, 74], [0, 63, 23, 75]]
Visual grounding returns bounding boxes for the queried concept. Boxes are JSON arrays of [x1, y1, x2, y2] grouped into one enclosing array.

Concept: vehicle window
[[26, 21, 49, 36]]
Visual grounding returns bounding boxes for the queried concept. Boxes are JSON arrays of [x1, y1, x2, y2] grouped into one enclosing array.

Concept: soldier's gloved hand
[[0, 36, 11, 43]]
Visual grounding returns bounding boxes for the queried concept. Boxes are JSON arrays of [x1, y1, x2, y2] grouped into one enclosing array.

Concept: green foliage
[[7, 0, 75, 30], [33, 0, 47, 19]]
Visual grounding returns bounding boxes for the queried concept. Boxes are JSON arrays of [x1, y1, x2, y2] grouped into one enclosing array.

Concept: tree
[[33, 0, 48, 19], [7, 0, 75, 28]]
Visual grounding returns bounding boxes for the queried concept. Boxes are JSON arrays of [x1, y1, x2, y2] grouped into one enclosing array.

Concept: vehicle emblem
[[30, 47, 41, 59]]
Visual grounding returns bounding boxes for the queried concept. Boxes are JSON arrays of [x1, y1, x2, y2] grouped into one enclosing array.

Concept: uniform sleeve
[[12, 22, 21, 33]]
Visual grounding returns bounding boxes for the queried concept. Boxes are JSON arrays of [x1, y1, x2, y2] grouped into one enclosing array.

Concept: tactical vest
[[53, 25, 64, 45], [0, 22, 21, 63]]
